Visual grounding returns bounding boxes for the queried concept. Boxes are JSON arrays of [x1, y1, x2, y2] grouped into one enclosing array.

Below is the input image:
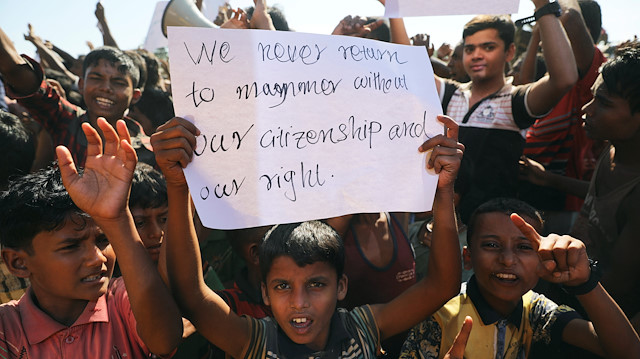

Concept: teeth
[[82, 274, 101, 282], [292, 318, 307, 324], [96, 97, 114, 106], [495, 273, 517, 280]]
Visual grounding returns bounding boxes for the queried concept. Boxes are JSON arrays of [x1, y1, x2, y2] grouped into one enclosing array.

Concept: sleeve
[[242, 316, 267, 359], [399, 316, 442, 359], [348, 305, 382, 356], [512, 83, 539, 129], [529, 292, 582, 347]]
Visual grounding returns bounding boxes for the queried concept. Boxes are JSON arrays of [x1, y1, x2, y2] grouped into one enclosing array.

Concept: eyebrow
[[464, 41, 499, 48]]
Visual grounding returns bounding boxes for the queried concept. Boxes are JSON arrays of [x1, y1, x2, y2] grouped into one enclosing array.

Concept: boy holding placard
[[152, 115, 468, 358]]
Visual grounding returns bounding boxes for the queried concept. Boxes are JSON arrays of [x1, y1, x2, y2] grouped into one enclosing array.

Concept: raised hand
[[411, 33, 435, 57], [331, 15, 384, 37], [56, 117, 137, 222], [221, 8, 249, 29], [511, 213, 591, 286], [418, 115, 464, 189], [444, 316, 472, 359], [150, 117, 200, 187]]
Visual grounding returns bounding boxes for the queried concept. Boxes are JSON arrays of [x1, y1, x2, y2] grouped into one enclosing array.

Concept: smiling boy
[[399, 198, 640, 358], [0, 26, 155, 167], [152, 115, 466, 358], [0, 119, 182, 357]]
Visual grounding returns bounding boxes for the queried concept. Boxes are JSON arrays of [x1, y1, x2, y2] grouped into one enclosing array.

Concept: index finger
[[437, 115, 458, 141], [447, 316, 472, 358], [158, 116, 201, 136], [510, 213, 541, 250]]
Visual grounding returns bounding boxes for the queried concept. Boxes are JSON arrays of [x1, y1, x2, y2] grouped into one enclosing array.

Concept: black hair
[[601, 41, 640, 115], [0, 165, 89, 253], [0, 111, 36, 190], [245, 5, 291, 31], [135, 49, 163, 91], [131, 88, 175, 131], [466, 197, 543, 246], [129, 162, 167, 209], [578, 0, 602, 44], [83, 46, 140, 88], [463, 15, 515, 49], [259, 221, 344, 280], [124, 50, 147, 91]]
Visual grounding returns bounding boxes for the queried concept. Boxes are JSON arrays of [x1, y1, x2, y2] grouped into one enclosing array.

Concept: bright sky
[[1, 0, 637, 59]]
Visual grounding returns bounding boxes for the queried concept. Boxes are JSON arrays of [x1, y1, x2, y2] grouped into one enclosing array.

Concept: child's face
[[463, 28, 514, 84], [131, 206, 168, 264], [465, 212, 541, 316], [582, 74, 640, 141], [24, 216, 116, 313], [261, 255, 347, 351], [80, 59, 140, 123]]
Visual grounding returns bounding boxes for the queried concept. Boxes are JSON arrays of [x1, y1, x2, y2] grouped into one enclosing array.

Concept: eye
[[517, 243, 534, 251], [59, 242, 80, 251], [483, 44, 496, 51], [464, 46, 474, 54], [96, 236, 111, 250], [274, 282, 290, 290], [159, 215, 168, 225], [133, 217, 145, 229], [308, 281, 326, 289], [481, 241, 499, 249]]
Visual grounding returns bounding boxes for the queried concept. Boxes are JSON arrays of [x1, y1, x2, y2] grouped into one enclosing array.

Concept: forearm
[[389, 18, 411, 45], [29, 38, 78, 83], [97, 213, 182, 355], [425, 185, 462, 299], [543, 172, 589, 198], [577, 283, 640, 358], [558, 0, 595, 75], [535, 0, 577, 90], [50, 43, 77, 65], [98, 18, 119, 48], [0, 28, 40, 95], [517, 29, 540, 85]]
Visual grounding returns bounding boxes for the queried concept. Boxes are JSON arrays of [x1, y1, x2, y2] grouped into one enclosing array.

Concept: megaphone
[[161, 0, 217, 37]]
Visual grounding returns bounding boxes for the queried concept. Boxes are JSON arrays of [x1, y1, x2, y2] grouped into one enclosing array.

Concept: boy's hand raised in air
[[511, 213, 591, 286], [150, 117, 201, 187], [419, 115, 464, 189], [56, 117, 137, 223]]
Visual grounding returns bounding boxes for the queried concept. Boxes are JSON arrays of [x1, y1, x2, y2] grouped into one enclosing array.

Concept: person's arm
[[519, 156, 589, 198], [557, 0, 595, 77], [372, 116, 463, 339], [56, 118, 183, 356], [23, 24, 79, 84], [48, 41, 78, 67], [95, 2, 120, 48], [513, 25, 540, 85], [525, 0, 578, 116], [0, 26, 40, 95], [151, 117, 251, 359], [512, 215, 640, 358]]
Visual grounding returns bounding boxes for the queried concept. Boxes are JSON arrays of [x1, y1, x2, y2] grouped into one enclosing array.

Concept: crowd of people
[[0, 0, 639, 358]]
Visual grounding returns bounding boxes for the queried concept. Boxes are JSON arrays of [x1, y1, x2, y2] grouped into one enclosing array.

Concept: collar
[[19, 287, 110, 345], [466, 275, 523, 329], [276, 309, 351, 357]]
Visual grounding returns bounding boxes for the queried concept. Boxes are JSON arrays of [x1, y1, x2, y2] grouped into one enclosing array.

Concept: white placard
[[384, 0, 520, 17], [167, 27, 443, 229]]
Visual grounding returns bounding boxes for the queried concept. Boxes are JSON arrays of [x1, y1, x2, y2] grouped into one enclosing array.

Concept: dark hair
[[135, 49, 163, 91], [129, 162, 167, 209], [601, 41, 640, 115], [578, 0, 602, 44], [0, 111, 36, 190], [463, 15, 515, 49], [124, 50, 147, 91], [83, 46, 140, 88], [466, 198, 543, 246], [0, 165, 89, 252], [227, 225, 272, 257], [132, 88, 175, 130], [259, 221, 344, 280]]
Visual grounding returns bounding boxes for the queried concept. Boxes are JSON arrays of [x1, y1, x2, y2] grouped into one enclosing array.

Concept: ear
[[248, 243, 260, 266], [130, 88, 142, 105], [337, 274, 348, 301], [261, 282, 270, 306], [2, 248, 31, 279], [505, 43, 516, 63], [462, 246, 473, 271]]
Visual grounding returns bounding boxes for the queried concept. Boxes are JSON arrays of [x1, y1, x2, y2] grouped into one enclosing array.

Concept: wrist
[[563, 259, 601, 295]]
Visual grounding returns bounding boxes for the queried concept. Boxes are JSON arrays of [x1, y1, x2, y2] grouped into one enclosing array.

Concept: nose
[[85, 243, 108, 267], [499, 249, 516, 267], [582, 98, 594, 117], [290, 286, 310, 310], [148, 219, 164, 242]]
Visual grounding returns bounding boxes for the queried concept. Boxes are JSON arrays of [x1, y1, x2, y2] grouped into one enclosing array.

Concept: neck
[[31, 291, 88, 327], [471, 75, 506, 98]]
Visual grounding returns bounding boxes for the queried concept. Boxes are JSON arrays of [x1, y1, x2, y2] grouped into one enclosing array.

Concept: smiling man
[[432, 0, 578, 224], [0, 26, 155, 167]]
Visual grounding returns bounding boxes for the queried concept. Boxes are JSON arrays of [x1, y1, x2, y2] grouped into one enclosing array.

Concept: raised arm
[[557, 0, 596, 77], [512, 214, 640, 358], [0, 26, 40, 95], [95, 2, 120, 48], [151, 117, 251, 359], [372, 116, 463, 339], [23, 24, 79, 84], [56, 118, 182, 356], [513, 25, 540, 85], [526, 0, 578, 116]]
